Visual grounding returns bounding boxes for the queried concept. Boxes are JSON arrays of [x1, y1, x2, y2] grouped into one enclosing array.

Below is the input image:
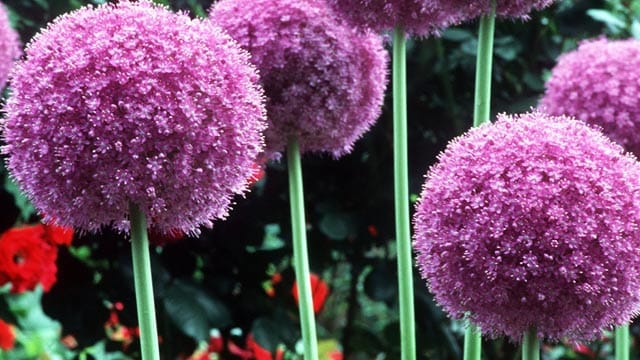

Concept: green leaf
[[163, 280, 231, 341], [318, 212, 356, 241], [32, 0, 49, 10], [631, 20, 640, 39], [494, 37, 522, 61], [3, 177, 36, 222], [441, 28, 474, 42], [80, 340, 133, 360], [5, 287, 59, 333], [246, 224, 285, 252], [586, 9, 626, 32], [251, 316, 298, 351]]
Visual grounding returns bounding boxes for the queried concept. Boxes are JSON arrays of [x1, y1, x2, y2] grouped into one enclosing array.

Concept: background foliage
[[0, 0, 638, 359]]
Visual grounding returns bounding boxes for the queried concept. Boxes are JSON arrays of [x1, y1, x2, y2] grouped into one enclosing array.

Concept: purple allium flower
[[209, 0, 388, 158], [540, 38, 640, 156], [326, 0, 557, 36], [1, 1, 267, 235], [0, 3, 20, 88], [413, 111, 640, 341]]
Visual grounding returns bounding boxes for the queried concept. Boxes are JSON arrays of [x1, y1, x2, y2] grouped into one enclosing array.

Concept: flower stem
[[464, 325, 482, 360], [287, 137, 319, 360], [393, 27, 416, 360], [465, 2, 496, 359], [473, 1, 497, 127], [129, 203, 160, 360], [615, 324, 630, 360], [522, 328, 540, 360]]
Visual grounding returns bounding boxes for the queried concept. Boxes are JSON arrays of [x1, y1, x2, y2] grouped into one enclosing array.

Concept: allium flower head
[[2, 1, 267, 234], [413, 111, 640, 341], [326, 0, 557, 36], [209, 0, 388, 157], [0, 2, 20, 87], [541, 38, 640, 155]]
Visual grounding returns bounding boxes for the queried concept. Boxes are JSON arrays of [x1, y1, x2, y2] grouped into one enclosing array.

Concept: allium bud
[[0, 3, 20, 87], [2, 1, 267, 235], [413, 111, 640, 341], [541, 38, 640, 156], [210, 0, 388, 158], [326, 0, 557, 36]]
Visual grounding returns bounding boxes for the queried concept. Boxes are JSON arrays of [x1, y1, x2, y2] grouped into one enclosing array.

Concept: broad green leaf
[[163, 280, 231, 341], [586, 9, 626, 32]]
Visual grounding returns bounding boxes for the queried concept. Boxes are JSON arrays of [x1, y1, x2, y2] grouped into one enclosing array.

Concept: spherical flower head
[[2, 1, 267, 235], [413, 111, 640, 341], [326, 0, 558, 36], [209, 0, 388, 158], [541, 38, 640, 156], [0, 225, 58, 293], [0, 2, 20, 88]]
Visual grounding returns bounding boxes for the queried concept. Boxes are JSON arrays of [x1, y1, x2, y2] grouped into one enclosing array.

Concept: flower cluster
[[0, 319, 15, 351], [540, 38, 640, 155], [0, 223, 73, 293], [187, 330, 280, 360], [2, 0, 267, 235], [413, 111, 640, 341], [0, 2, 20, 87], [291, 273, 330, 314], [104, 301, 139, 350], [326, 0, 557, 36], [210, 0, 388, 158]]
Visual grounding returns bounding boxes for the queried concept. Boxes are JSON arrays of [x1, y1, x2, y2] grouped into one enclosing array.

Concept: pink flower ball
[[327, 0, 558, 36], [2, 1, 267, 235], [209, 0, 388, 158], [0, 3, 20, 87], [541, 38, 640, 156], [413, 111, 640, 341]]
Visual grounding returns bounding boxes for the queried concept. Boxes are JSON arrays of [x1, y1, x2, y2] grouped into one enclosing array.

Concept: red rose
[[0, 225, 58, 293]]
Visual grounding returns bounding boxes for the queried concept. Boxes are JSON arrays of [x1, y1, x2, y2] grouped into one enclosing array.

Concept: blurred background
[[0, 0, 637, 359]]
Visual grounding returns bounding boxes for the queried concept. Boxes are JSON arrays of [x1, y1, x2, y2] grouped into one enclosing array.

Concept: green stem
[[129, 203, 160, 360], [522, 328, 540, 360], [392, 27, 416, 360], [464, 325, 482, 360], [287, 137, 319, 360], [615, 324, 630, 360], [473, 2, 497, 127], [464, 3, 496, 360]]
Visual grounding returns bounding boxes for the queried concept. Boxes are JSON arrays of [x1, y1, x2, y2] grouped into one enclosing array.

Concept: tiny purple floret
[[210, 0, 388, 158], [2, 1, 267, 235], [413, 111, 640, 341]]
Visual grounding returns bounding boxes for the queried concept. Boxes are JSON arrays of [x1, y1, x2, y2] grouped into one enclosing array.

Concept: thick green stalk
[[464, 3, 496, 359], [464, 325, 482, 360], [392, 27, 416, 360], [522, 328, 540, 360], [129, 203, 160, 360], [287, 137, 319, 360], [473, 2, 497, 127], [615, 324, 630, 360]]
